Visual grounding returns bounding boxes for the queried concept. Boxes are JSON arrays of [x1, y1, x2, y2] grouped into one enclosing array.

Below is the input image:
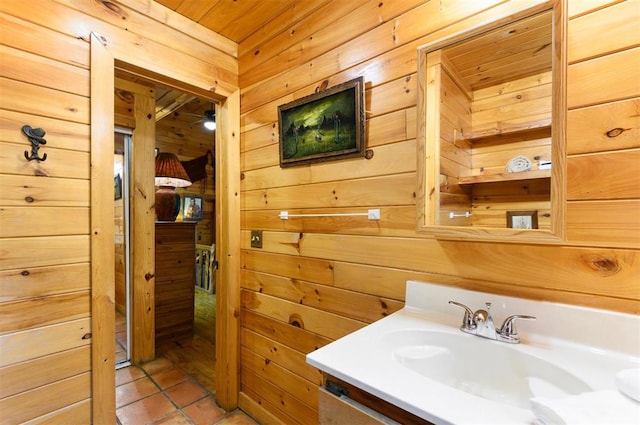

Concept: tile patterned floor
[[116, 356, 257, 425]]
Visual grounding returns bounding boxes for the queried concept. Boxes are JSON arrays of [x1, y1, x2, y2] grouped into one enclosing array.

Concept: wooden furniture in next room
[[155, 221, 196, 343]]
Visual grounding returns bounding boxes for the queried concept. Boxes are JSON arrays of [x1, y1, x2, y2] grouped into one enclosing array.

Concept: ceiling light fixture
[[203, 109, 216, 131]]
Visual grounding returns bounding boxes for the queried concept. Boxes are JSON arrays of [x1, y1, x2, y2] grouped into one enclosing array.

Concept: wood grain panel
[[239, 0, 366, 84], [0, 318, 91, 367], [567, 200, 640, 247], [567, 149, 640, 200], [238, 0, 331, 59], [0, 1, 235, 99], [0, 44, 89, 96], [242, 269, 403, 323], [242, 251, 333, 285], [0, 142, 90, 180], [22, 399, 91, 425], [0, 174, 89, 207], [0, 77, 89, 124], [0, 207, 89, 238], [568, 0, 640, 63], [242, 369, 317, 425], [239, 388, 297, 425], [241, 290, 366, 341], [0, 372, 90, 424], [297, 234, 640, 300], [567, 47, 640, 109], [567, 98, 640, 155], [242, 346, 318, 409], [0, 235, 89, 270], [118, 0, 237, 57], [242, 173, 416, 211], [241, 327, 322, 386], [0, 110, 90, 153], [242, 206, 418, 239], [241, 123, 277, 153], [0, 263, 90, 303], [0, 290, 90, 334], [240, 0, 503, 112], [567, 0, 623, 18], [0, 11, 89, 68], [242, 310, 332, 355], [0, 345, 90, 399]]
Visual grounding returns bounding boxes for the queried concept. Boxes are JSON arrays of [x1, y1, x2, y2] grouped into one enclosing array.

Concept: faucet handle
[[448, 301, 476, 330], [498, 315, 536, 342]]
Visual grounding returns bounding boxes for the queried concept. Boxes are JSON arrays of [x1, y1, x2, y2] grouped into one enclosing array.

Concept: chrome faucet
[[449, 301, 536, 344]]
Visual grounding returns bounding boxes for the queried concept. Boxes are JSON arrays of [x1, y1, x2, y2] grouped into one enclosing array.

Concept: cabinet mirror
[[416, 2, 566, 242]]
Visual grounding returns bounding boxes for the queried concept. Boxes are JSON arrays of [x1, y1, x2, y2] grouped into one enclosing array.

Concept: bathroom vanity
[[307, 281, 640, 424]]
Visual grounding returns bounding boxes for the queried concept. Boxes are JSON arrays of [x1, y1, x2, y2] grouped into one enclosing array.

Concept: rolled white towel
[[530, 390, 640, 425], [616, 368, 640, 402]]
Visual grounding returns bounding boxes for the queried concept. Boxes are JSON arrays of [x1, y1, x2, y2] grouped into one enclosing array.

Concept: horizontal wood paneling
[[0, 346, 90, 399], [241, 327, 322, 385], [22, 399, 91, 425], [0, 207, 89, 238], [566, 200, 640, 246], [566, 97, 640, 155], [567, 149, 640, 200], [0, 263, 90, 303], [2, 0, 238, 421], [567, 0, 640, 63], [0, 290, 90, 334], [0, 0, 237, 99], [0, 174, 89, 207], [0, 236, 89, 270], [0, 372, 90, 424], [567, 47, 640, 109], [0, 318, 91, 367], [0, 110, 90, 153], [243, 173, 416, 211], [238, 1, 640, 422]]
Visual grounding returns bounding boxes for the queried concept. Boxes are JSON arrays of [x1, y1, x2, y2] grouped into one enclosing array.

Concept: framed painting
[[183, 195, 203, 221], [278, 77, 366, 167]]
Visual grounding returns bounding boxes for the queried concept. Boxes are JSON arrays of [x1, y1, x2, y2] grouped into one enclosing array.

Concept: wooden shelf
[[459, 169, 551, 185]]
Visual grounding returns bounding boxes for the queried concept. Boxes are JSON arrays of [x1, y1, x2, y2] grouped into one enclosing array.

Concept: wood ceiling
[[154, 0, 298, 43]]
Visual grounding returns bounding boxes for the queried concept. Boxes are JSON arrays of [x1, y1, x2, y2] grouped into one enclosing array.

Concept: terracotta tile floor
[[116, 356, 257, 425]]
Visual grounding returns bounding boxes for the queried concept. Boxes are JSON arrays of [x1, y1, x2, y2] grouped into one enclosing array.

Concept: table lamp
[[155, 152, 192, 221]]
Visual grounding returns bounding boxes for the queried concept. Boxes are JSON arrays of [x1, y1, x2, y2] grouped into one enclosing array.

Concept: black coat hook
[[22, 125, 47, 161]]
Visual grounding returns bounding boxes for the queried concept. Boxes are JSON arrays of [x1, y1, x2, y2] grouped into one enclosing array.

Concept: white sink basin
[[385, 329, 590, 409], [307, 281, 640, 424]]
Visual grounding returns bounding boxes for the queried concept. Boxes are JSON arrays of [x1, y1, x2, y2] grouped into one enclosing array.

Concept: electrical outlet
[[250, 230, 263, 248]]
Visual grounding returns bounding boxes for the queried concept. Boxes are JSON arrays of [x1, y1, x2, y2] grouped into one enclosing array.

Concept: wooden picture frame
[[183, 195, 203, 221], [278, 77, 366, 167], [506, 210, 538, 229]]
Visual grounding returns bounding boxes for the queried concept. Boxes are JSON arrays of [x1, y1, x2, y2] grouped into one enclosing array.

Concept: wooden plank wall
[[0, 0, 236, 422], [238, 1, 640, 423]]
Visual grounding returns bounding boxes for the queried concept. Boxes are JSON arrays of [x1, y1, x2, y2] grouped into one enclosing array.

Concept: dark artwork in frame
[[278, 77, 366, 167]]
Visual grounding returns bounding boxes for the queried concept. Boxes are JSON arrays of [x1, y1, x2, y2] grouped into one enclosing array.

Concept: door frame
[[90, 34, 241, 423]]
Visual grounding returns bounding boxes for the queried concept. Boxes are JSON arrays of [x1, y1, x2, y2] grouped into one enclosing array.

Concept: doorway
[[91, 34, 241, 420], [114, 73, 218, 388]]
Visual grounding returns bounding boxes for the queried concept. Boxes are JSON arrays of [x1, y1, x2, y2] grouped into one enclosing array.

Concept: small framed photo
[[506, 210, 538, 229], [114, 174, 122, 200], [183, 195, 203, 221]]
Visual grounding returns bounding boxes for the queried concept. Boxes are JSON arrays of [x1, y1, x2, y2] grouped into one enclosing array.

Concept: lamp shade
[[154, 152, 192, 221], [155, 152, 192, 188]]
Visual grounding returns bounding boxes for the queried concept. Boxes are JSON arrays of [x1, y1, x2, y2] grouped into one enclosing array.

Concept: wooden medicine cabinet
[[416, 1, 566, 243]]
